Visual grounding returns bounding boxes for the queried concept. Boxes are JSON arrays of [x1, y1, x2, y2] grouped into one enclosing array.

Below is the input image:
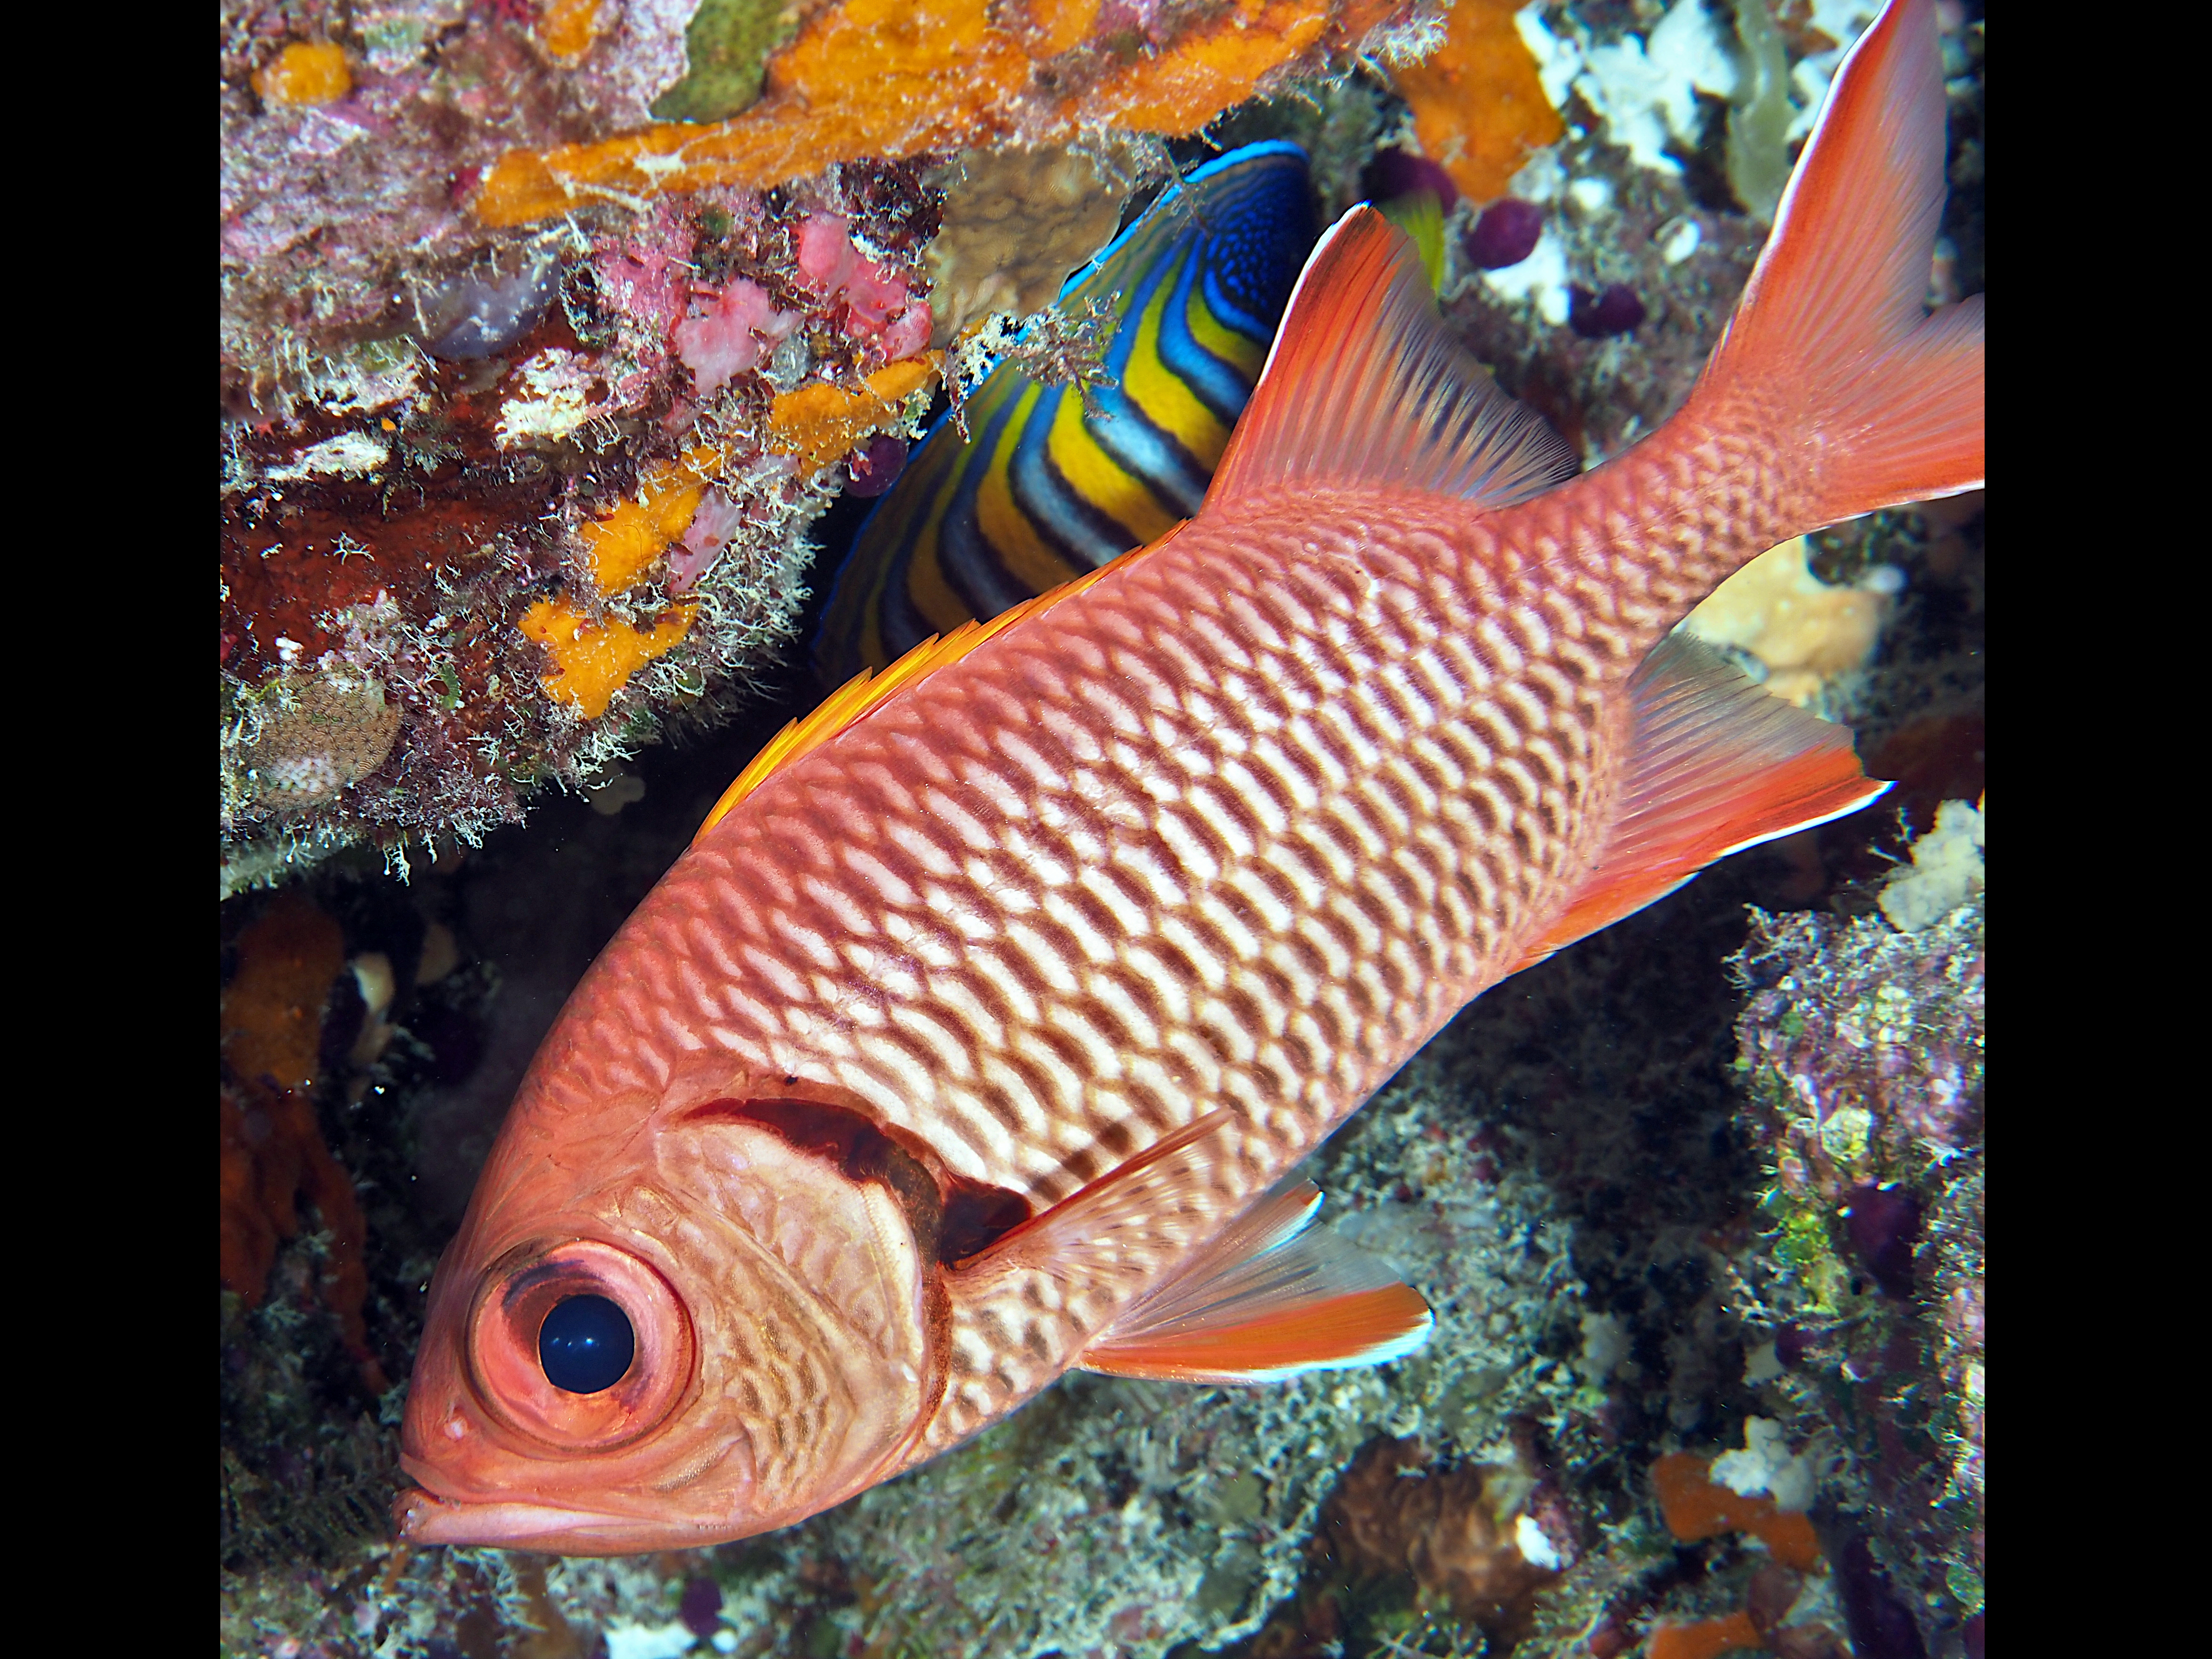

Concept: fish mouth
[[394, 1486, 708, 1553]]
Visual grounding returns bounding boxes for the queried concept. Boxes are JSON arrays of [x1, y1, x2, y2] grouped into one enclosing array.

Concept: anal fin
[[1509, 634, 1889, 975], [1076, 1179, 1434, 1385]]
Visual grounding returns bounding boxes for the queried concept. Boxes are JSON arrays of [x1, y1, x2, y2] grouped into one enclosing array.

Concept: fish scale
[[401, 0, 1983, 1551]]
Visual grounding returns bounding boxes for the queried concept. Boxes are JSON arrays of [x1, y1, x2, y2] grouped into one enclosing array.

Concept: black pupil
[[537, 1294, 635, 1394]]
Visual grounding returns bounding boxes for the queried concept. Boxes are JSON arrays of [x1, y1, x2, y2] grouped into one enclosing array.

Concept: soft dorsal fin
[[1077, 1179, 1434, 1384], [1508, 633, 1891, 975], [694, 524, 1185, 842], [1205, 205, 1577, 511]]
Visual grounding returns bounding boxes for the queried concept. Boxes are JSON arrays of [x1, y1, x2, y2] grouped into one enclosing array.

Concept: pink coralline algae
[[674, 278, 802, 398], [587, 196, 736, 404], [796, 212, 933, 363], [665, 482, 764, 594]]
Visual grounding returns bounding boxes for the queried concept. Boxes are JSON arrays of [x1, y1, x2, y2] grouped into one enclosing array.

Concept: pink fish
[[399, 0, 1981, 1552]]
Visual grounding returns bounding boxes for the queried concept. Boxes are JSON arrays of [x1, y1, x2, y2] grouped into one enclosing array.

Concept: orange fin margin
[[1206, 207, 1576, 511], [1076, 1178, 1434, 1385], [694, 524, 1184, 844], [1508, 634, 1888, 975]]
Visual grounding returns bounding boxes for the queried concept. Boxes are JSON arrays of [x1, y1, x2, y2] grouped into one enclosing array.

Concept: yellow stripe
[[976, 384, 1088, 597], [897, 444, 994, 650], [1044, 389, 1180, 547], [1122, 252, 1231, 463], [1183, 275, 1268, 381]]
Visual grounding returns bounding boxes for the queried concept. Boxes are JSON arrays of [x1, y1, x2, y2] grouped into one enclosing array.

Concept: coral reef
[[220, 4, 1985, 1655], [220, 139, 941, 893], [1725, 819, 1987, 1651]]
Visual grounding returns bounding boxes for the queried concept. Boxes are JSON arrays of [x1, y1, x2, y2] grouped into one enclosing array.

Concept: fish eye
[[539, 1293, 636, 1394], [464, 1238, 693, 1451]]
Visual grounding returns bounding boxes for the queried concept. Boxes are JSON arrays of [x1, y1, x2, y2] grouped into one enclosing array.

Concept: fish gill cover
[[219, 1, 1984, 1655]]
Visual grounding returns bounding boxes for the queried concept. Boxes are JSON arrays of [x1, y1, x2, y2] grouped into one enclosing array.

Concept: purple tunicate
[[1568, 283, 1647, 339], [1834, 1533, 1930, 1659], [846, 433, 909, 498], [1363, 147, 1459, 213], [1843, 1183, 1921, 1300], [1464, 198, 1544, 269], [420, 253, 560, 361], [678, 1575, 723, 1640], [1773, 1322, 1811, 1368]]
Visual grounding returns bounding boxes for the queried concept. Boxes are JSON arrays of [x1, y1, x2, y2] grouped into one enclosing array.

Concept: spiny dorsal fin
[[695, 524, 1185, 843], [1077, 1178, 1434, 1385], [1508, 633, 1890, 974], [1205, 205, 1577, 511]]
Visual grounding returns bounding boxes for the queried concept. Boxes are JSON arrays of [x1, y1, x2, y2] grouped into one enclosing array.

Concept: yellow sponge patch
[[580, 467, 710, 595], [537, 0, 604, 63]]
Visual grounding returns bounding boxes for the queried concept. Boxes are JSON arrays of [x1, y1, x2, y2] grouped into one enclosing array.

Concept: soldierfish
[[400, 0, 1982, 1553], [814, 141, 1315, 686]]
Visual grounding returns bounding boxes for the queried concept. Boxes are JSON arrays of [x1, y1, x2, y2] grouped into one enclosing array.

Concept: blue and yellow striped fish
[[813, 141, 1317, 685]]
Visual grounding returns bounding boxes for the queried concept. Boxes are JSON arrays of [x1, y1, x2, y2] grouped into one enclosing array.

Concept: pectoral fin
[[1076, 1179, 1434, 1385]]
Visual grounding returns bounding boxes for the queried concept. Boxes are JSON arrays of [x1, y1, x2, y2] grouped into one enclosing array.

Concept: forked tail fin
[[1692, 0, 1983, 523]]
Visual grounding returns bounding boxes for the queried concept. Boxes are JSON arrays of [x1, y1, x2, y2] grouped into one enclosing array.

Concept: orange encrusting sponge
[[253, 41, 353, 108], [578, 459, 716, 596], [767, 354, 942, 474], [527, 350, 941, 721], [1388, 0, 1564, 205], [475, 0, 1397, 227], [537, 0, 603, 63], [1646, 1610, 1764, 1659], [1651, 1451, 1823, 1572], [518, 599, 696, 720]]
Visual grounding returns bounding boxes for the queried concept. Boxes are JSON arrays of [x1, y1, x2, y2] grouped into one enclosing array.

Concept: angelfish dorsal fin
[[1205, 205, 1577, 511], [1507, 633, 1890, 975], [1076, 1179, 1434, 1385]]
